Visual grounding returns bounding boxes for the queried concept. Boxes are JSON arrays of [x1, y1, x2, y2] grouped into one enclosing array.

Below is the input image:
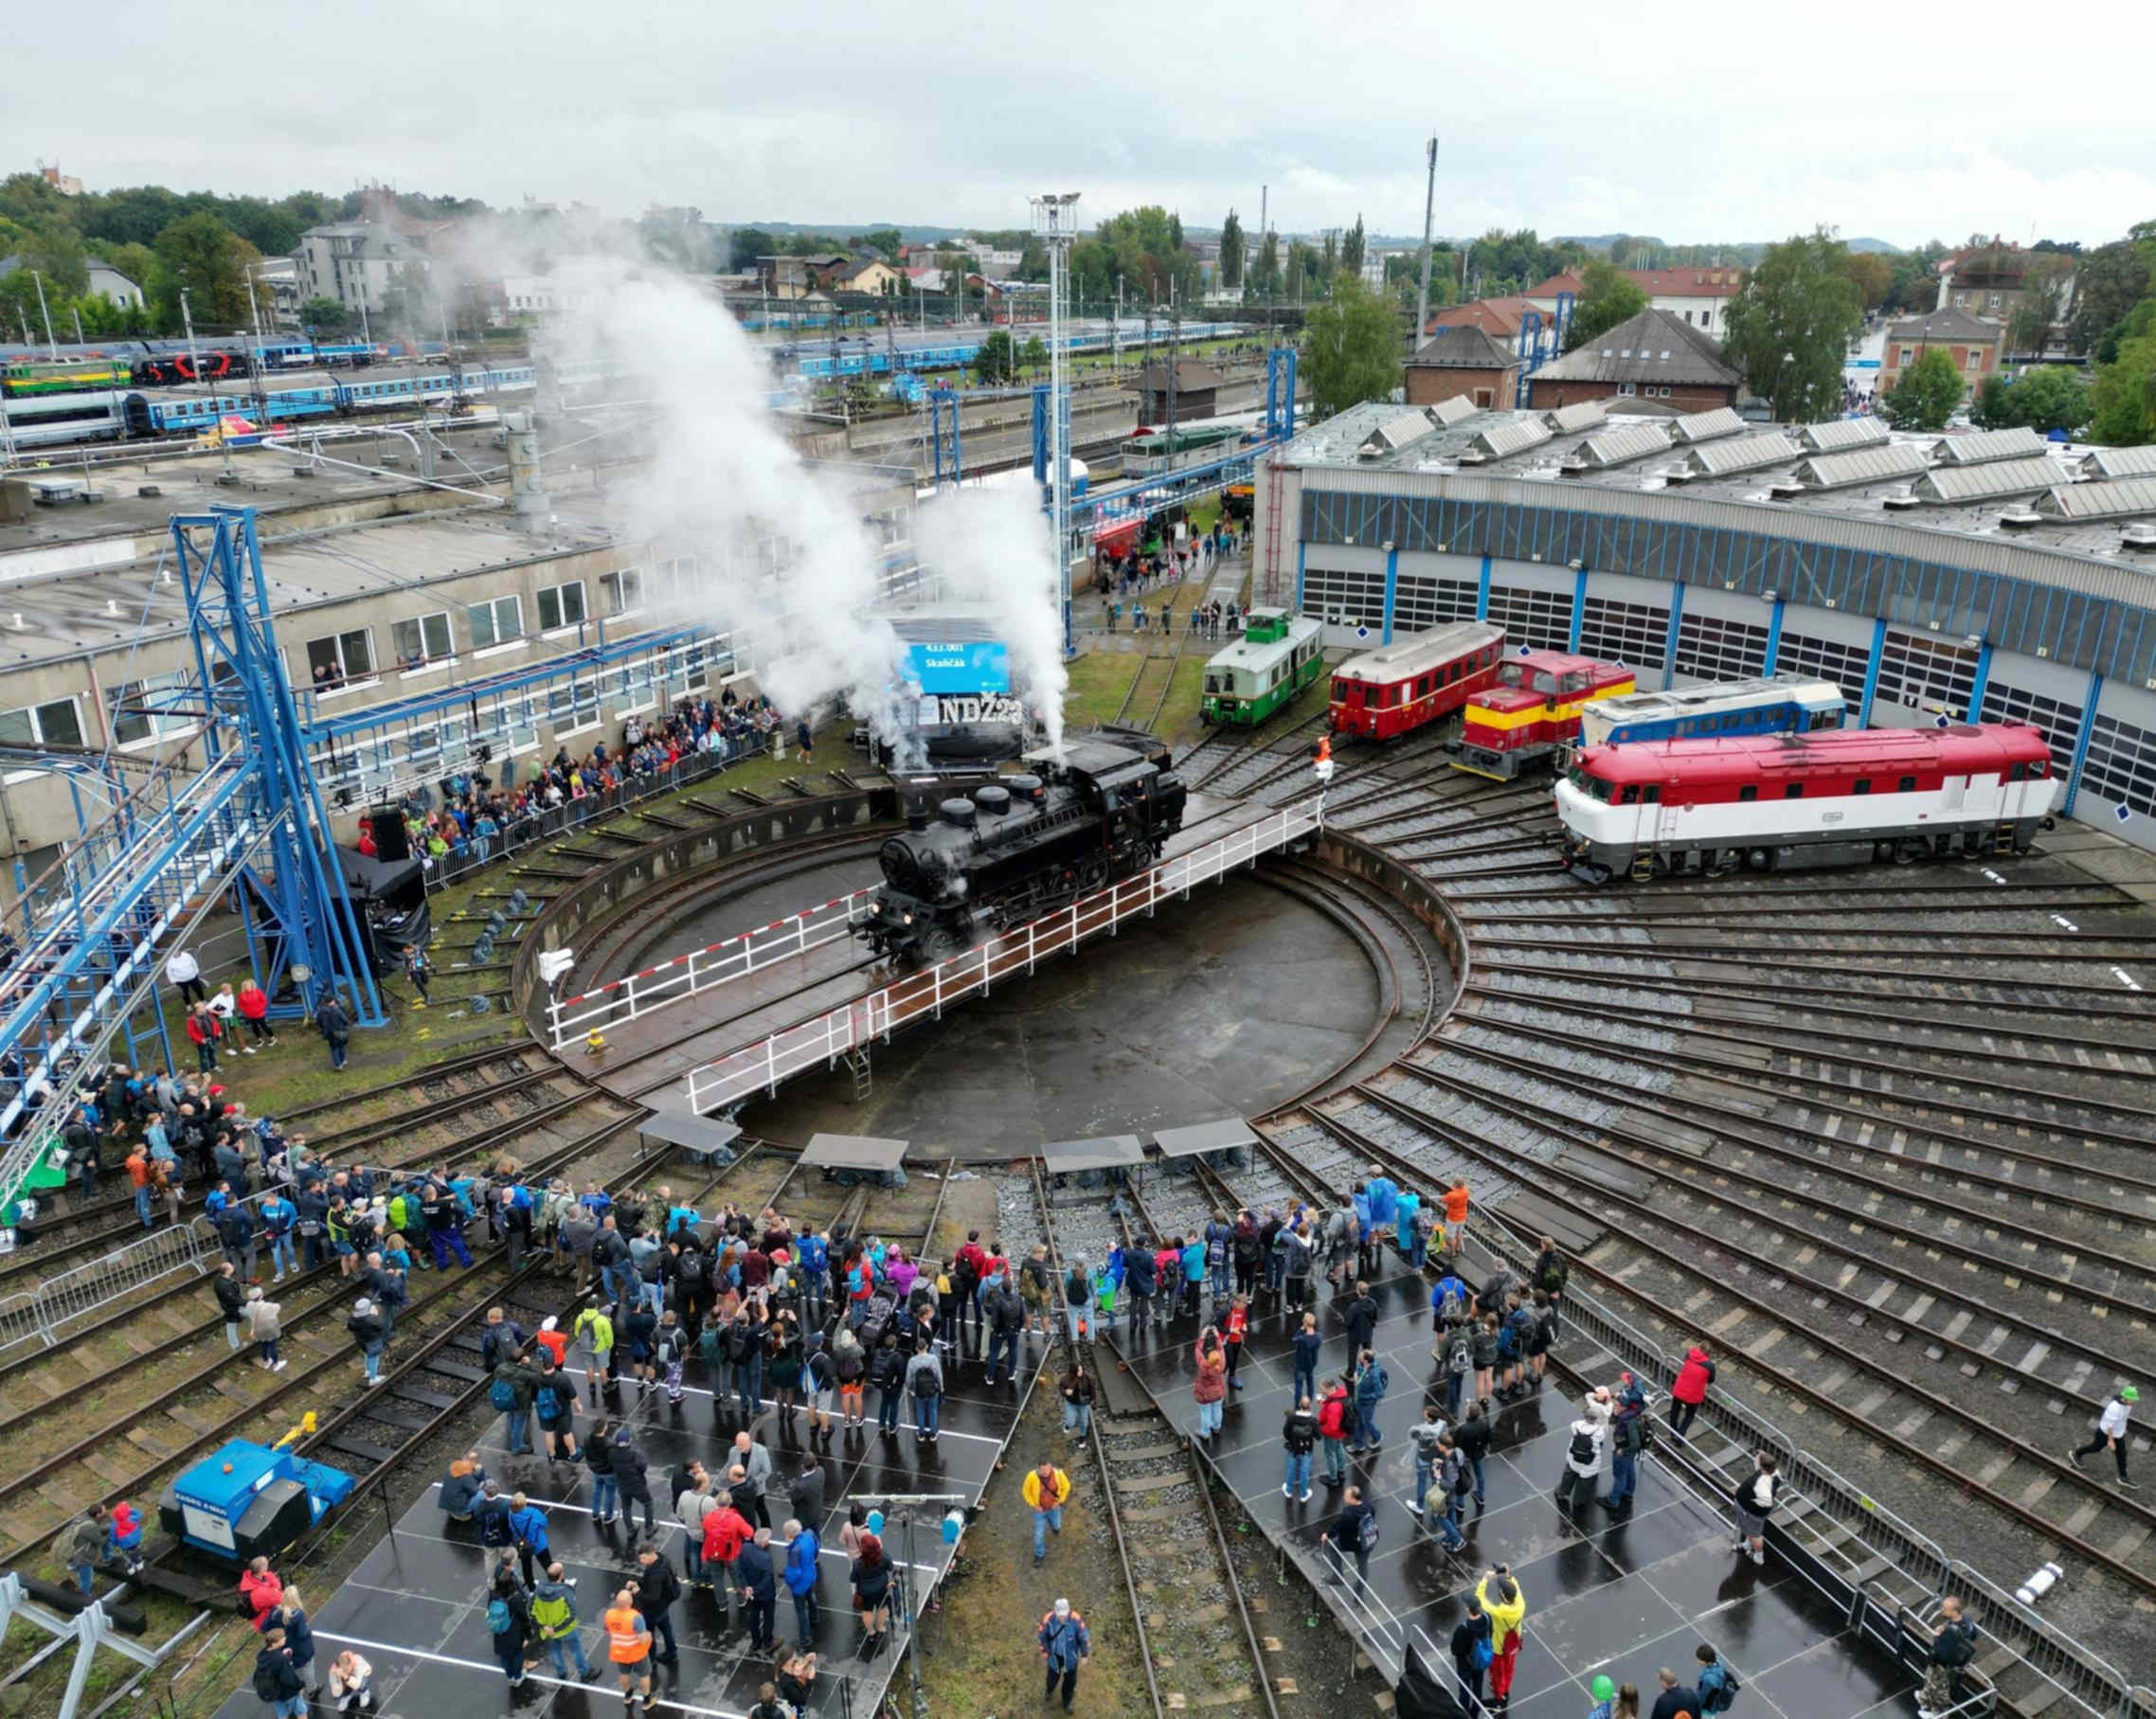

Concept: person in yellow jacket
[[1475, 1565, 1526, 1710], [574, 1304, 615, 1398], [1021, 1462, 1070, 1566]]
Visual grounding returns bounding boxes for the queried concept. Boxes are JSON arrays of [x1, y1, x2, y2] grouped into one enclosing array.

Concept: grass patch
[[1062, 652, 1146, 730]]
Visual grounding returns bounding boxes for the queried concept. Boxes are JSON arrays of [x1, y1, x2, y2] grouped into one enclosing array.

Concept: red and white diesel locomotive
[[1554, 723, 2060, 882], [1328, 620, 1506, 741]]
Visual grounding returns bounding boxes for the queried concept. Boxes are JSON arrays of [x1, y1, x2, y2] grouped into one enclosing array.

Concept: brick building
[[1879, 308, 2003, 399], [1520, 307, 1742, 411], [1138, 360, 1221, 425], [1405, 324, 1518, 411]]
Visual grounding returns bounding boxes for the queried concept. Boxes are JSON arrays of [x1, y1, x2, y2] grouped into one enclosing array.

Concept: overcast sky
[[15, 2, 2155, 249]]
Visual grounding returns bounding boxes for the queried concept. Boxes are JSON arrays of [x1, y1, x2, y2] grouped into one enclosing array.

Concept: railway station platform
[[207, 1345, 1039, 1719], [1107, 1249, 1925, 1719]]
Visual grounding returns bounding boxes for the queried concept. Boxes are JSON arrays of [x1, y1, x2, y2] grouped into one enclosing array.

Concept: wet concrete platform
[[209, 1345, 1040, 1719], [579, 793, 1317, 1109], [1107, 1248, 1922, 1719]]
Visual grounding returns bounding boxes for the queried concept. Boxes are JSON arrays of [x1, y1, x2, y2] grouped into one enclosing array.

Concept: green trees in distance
[[1972, 366, 2088, 437], [972, 330, 1015, 385], [2068, 232, 2156, 361], [1303, 271, 1399, 420], [1341, 216, 1366, 278], [2089, 300, 2156, 445], [1721, 227, 1865, 422], [1878, 347, 1966, 431], [1844, 251, 1893, 311], [1219, 209, 1244, 289], [149, 212, 261, 332], [1563, 259, 1648, 352], [300, 295, 353, 335]]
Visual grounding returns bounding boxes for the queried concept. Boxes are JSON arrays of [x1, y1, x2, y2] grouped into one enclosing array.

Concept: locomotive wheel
[[1747, 848, 1772, 871], [1892, 840, 1919, 866]]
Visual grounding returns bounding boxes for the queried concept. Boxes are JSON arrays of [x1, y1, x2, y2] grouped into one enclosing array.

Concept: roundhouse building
[[1253, 399, 2156, 849]]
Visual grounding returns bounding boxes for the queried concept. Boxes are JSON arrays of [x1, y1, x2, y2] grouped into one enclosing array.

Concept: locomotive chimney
[[1008, 773, 1045, 807], [939, 797, 978, 830], [973, 784, 1012, 817]]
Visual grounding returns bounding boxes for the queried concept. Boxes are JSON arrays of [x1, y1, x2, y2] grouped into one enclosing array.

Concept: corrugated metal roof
[[1572, 422, 1673, 469], [1798, 418, 1891, 453], [2035, 477, 2156, 521], [1524, 307, 1741, 387], [1670, 406, 1745, 444], [1788, 443, 1931, 491], [1464, 418, 1554, 461], [1297, 463, 2156, 607], [1429, 395, 1479, 427], [1542, 401, 1607, 435], [1936, 426, 2048, 465], [2079, 446, 2156, 481], [1363, 410, 1438, 456], [1912, 457, 2061, 504], [1680, 433, 1803, 477]]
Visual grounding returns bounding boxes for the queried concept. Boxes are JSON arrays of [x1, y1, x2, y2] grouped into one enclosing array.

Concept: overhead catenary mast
[[1414, 135, 1439, 351], [1031, 192, 1082, 660]]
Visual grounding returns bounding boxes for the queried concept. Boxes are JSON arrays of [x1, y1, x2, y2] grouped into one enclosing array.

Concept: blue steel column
[[2063, 669, 2104, 819], [1295, 542, 1307, 613], [1568, 564, 1588, 652], [1761, 597, 1786, 674], [1858, 617, 1889, 728], [1382, 546, 1400, 644], [1476, 554, 1493, 621], [1660, 582, 1686, 689], [1965, 639, 1994, 720], [1031, 383, 1048, 487]]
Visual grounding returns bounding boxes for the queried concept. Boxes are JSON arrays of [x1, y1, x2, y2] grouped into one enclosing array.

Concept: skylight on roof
[[1602, 349, 1613, 357], [1620, 349, 1631, 358], [1660, 349, 1671, 359]]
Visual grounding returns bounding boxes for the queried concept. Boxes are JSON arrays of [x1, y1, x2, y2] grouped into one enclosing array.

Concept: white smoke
[[436, 246, 1074, 767], [911, 485, 1069, 757]]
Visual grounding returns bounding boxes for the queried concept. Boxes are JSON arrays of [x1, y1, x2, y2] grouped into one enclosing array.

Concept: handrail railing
[[682, 798, 1324, 1115], [547, 883, 877, 1049]]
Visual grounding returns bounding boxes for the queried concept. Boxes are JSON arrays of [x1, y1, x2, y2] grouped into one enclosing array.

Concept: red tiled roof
[[1429, 296, 1541, 337], [1523, 267, 1745, 299]]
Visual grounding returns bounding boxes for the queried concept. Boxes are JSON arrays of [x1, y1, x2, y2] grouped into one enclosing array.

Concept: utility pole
[[181, 287, 233, 478], [1414, 135, 1439, 352], [31, 271, 58, 359], [1031, 191, 1081, 661], [246, 269, 271, 426], [71, 307, 83, 345], [1167, 278, 1180, 447]]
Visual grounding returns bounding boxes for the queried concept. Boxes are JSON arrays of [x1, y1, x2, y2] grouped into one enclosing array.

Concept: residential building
[[756, 255, 851, 297], [36, 161, 82, 196], [0, 256, 141, 311], [1525, 265, 1746, 334], [1879, 307, 2003, 398], [1520, 306, 1742, 411], [1935, 242, 2073, 349], [1404, 325, 1518, 411], [499, 273, 604, 316], [295, 222, 432, 318], [832, 257, 903, 295], [967, 243, 1022, 274], [251, 257, 298, 324]]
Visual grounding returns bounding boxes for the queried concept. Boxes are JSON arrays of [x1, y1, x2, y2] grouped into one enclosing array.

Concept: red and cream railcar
[[1328, 620, 1505, 740], [1554, 723, 2060, 883]]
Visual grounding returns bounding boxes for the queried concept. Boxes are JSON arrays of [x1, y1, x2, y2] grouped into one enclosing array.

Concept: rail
[[0, 1216, 219, 1356], [682, 797, 1323, 1114], [546, 884, 878, 1048]]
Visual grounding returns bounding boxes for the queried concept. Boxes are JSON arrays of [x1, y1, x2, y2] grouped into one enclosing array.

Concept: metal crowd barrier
[[682, 797, 1324, 1114], [0, 1213, 219, 1358]]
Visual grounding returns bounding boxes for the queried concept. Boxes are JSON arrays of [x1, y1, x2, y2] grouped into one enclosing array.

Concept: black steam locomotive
[[861, 730, 1188, 966]]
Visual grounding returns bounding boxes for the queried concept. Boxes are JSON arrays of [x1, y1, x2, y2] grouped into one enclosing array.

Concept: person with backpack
[[1604, 1394, 1652, 1514], [1036, 1597, 1090, 1713], [530, 1561, 599, 1682], [1430, 1266, 1471, 1338], [1430, 1435, 1470, 1551], [490, 1348, 539, 1455], [1524, 1291, 1556, 1389], [1123, 1238, 1157, 1334], [1916, 1596, 1978, 1719], [1344, 1280, 1379, 1358], [1282, 1395, 1319, 1503], [1058, 1360, 1096, 1438], [906, 1337, 944, 1442], [1441, 1320, 1475, 1421], [615, 1424, 657, 1537], [253, 1626, 306, 1718], [245, 1288, 285, 1372], [1557, 1412, 1608, 1513], [1531, 1235, 1570, 1339], [633, 1541, 684, 1667], [1231, 1210, 1263, 1297], [1062, 1253, 1091, 1343], [508, 1492, 551, 1589], [1317, 1377, 1352, 1488], [315, 994, 351, 1071], [1648, 1666, 1698, 1719], [1476, 1566, 1527, 1710], [782, 1515, 821, 1651], [534, 1358, 580, 1463], [348, 1297, 386, 1388], [1023, 1462, 1071, 1566], [1290, 1312, 1323, 1409], [1351, 1347, 1390, 1454], [1329, 1483, 1377, 1591], [1407, 1405, 1448, 1524], [1450, 1595, 1493, 1715], [1670, 1343, 1716, 1437], [1193, 1328, 1229, 1443], [485, 1568, 534, 1689], [1693, 1641, 1741, 1714], [1732, 1452, 1778, 1567]]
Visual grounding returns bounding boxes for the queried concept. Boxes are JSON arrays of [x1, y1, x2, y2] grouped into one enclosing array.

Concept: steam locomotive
[[860, 730, 1187, 966]]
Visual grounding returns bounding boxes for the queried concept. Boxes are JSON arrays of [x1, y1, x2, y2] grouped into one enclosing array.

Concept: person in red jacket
[[236, 978, 278, 1051], [701, 1491, 753, 1618], [239, 1556, 283, 1629], [1222, 1295, 1250, 1390], [1317, 1378, 1352, 1489], [1669, 1344, 1716, 1438], [185, 1002, 221, 1073]]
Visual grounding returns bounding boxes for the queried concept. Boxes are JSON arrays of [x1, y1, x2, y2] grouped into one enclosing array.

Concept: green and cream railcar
[[1199, 608, 1324, 725]]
